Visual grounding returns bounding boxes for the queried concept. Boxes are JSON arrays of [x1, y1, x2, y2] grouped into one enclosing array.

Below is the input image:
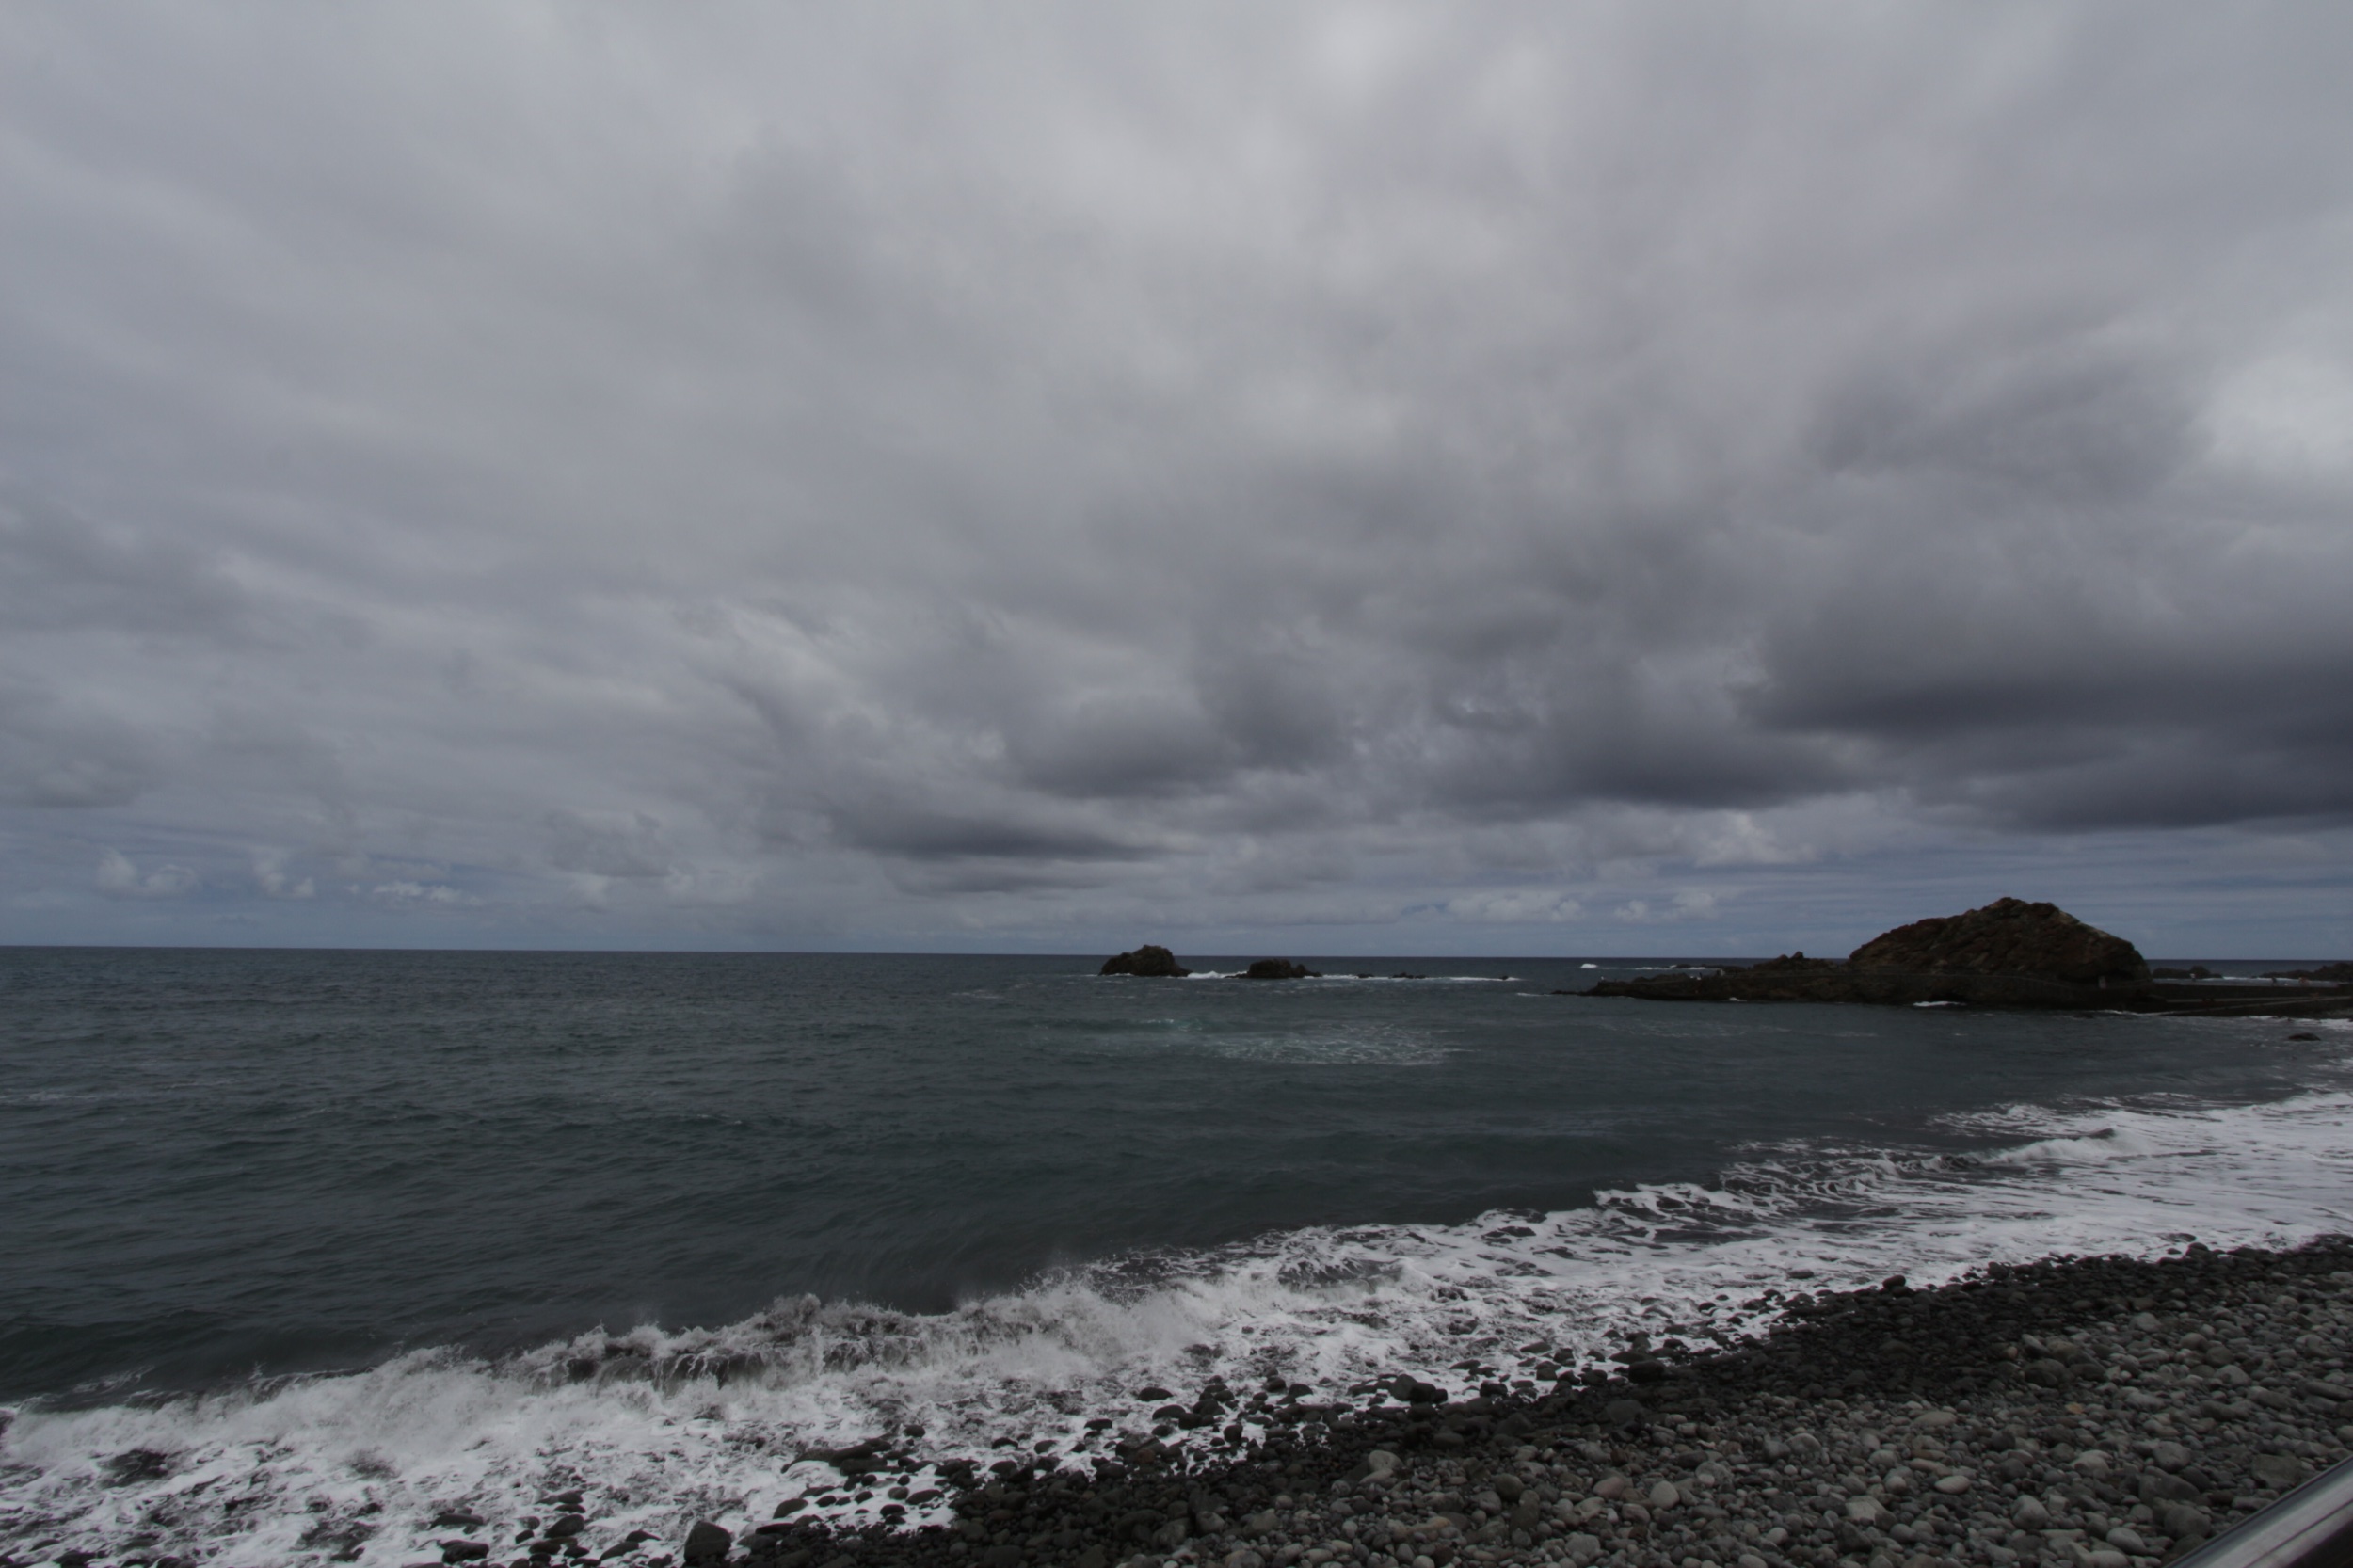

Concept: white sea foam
[[8, 1080, 2353, 1564], [1176, 972, 1513, 984]]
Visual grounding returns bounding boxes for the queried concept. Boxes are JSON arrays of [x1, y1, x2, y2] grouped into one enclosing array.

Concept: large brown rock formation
[[1846, 897, 2148, 984]]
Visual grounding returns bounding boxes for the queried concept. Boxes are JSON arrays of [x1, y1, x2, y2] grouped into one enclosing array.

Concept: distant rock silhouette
[[2264, 962, 2353, 983], [1241, 958, 1320, 980], [1581, 898, 2177, 1010], [1099, 944, 1191, 977]]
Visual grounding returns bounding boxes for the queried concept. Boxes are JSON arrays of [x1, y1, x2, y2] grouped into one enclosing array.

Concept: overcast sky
[[4, 4, 2351, 957]]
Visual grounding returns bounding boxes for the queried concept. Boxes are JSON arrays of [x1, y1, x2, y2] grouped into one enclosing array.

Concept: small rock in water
[[681, 1521, 731, 1566], [1099, 945, 1191, 977], [1241, 958, 1320, 980]]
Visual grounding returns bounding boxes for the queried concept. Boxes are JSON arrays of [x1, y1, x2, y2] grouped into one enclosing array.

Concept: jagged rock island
[[1583, 897, 2353, 1016]]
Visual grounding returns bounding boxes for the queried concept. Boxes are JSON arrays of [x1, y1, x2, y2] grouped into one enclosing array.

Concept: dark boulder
[[1847, 896, 2148, 984], [681, 1522, 731, 1566], [1100, 945, 1191, 977], [1241, 959, 1320, 980]]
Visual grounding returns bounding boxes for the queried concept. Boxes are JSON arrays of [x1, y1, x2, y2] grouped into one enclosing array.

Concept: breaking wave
[[8, 1080, 2353, 1564]]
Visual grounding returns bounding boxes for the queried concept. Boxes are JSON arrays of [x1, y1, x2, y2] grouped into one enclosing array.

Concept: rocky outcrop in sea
[[1847, 901, 2147, 987], [1101, 946, 1193, 978], [2264, 964, 2353, 984], [1582, 900, 2352, 1016], [1096, 950, 1324, 980]]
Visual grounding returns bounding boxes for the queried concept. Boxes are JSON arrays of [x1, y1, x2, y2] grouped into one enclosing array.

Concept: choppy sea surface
[[4, 948, 2350, 1563]]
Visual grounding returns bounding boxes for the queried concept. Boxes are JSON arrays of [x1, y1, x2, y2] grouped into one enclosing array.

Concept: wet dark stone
[[102, 1448, 176, 1486], [680, 1521, 731, 1565]]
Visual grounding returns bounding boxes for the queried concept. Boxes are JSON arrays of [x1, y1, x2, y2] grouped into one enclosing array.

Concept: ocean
[[3, 947, 2349, 1563]]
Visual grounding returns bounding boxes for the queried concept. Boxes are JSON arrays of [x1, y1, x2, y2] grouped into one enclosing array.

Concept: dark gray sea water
[[3, 947, 2349, 1562]]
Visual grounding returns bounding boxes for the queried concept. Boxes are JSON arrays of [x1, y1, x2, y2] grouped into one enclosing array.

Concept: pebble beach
[[669, 1239, 2353, 1568], [11, 952, 2351, 1568]]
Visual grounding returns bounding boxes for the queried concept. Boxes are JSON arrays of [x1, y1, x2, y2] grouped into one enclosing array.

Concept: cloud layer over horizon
[[5, 4, 2352, 955]]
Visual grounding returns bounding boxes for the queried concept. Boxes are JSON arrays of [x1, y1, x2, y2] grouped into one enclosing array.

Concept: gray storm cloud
[[2, 4, 2349, 953]]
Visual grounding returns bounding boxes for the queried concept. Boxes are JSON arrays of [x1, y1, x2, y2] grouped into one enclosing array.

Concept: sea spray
[[8, 1081, 2353, 1562]]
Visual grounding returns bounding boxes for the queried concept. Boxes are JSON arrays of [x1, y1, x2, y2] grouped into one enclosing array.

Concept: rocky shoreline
[[604, 1239, 2353, 1568]]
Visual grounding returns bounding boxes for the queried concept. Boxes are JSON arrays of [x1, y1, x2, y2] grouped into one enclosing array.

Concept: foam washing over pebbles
[[7, 1078, 2353, 1565], [5, 950, 2351, 1565]]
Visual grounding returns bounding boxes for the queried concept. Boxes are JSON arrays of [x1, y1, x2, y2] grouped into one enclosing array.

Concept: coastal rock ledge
[[1587, 897, 2351, 1016]]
